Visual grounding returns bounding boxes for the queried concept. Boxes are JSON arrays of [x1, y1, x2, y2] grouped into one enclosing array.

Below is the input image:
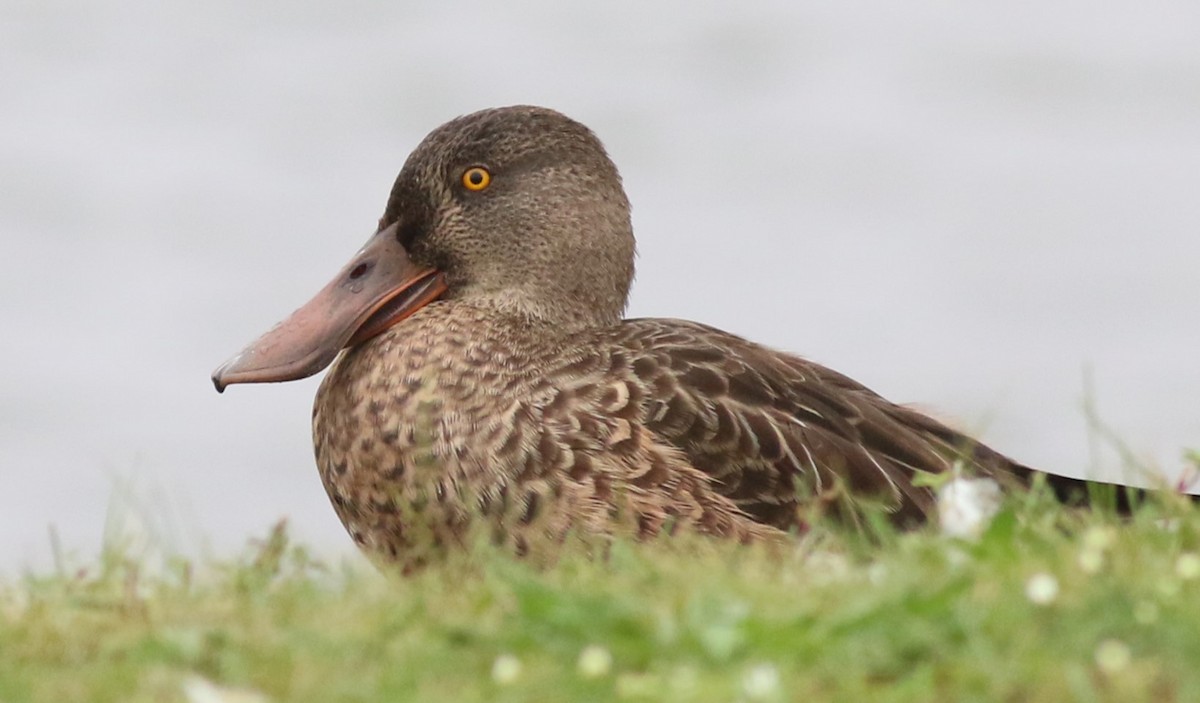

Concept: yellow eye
[[461, 166, 491, 191]]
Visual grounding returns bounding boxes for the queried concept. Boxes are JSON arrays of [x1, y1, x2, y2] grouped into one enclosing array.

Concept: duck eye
[[461, 166, 491, 191]]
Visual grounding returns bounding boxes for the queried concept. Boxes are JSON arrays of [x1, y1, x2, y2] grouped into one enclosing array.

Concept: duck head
[[212, 106, 636, 392]]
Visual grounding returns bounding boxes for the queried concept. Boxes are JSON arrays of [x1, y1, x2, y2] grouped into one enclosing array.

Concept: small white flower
[[1155, 518, 1181, 533], [741, 663, 781, 700], [182, 676, 269, 703], [805, 550, 851, 583], [491, 654, 522, 685], [1081, 526, 1116, 552], [1077, 549, 1104, 574], [577, 645, 613, 678], [937, 478, 1002, 540], [1025, 572, 1059, 605], [1094, 639, 1132, 674], [867, 562, 888, 585], [1175, 552, 1200, 580]]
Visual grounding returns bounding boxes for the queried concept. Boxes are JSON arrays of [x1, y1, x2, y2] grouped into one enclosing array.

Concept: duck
[[213, 105, 1154, 565]]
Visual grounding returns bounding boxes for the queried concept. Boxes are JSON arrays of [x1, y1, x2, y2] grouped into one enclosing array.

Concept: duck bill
[[211, 223, 447, 392]]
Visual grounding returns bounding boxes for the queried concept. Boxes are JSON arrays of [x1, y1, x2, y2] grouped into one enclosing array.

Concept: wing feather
[[597, 318, 1025, 526]]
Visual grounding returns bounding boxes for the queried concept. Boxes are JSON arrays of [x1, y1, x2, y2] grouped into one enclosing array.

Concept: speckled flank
[[313, 301, 786, 566], [300, 105, 1096, 568]]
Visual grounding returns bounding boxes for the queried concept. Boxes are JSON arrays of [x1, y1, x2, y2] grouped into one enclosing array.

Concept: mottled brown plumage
[[216, 105, 1140, 567]]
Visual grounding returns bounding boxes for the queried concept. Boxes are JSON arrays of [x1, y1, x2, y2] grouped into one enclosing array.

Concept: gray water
[[3, 1, 1198, 573]]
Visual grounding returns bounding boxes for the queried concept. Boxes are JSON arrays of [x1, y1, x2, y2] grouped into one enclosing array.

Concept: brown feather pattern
[[313, 302, 1045, 567], [246, 105, 1151, 569]]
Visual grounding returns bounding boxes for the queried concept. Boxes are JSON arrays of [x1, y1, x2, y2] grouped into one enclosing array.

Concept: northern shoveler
[[213, 106, 1153, 565]]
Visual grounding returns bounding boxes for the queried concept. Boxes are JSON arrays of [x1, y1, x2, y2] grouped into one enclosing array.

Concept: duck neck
[[446, 286, 622, 333]]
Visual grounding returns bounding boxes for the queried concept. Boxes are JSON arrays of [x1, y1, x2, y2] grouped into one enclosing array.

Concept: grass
[[4, 481, 1200, 702]]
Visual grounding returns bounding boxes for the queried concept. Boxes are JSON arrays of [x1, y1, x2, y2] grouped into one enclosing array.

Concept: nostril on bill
[[349, 262, 372, 280]]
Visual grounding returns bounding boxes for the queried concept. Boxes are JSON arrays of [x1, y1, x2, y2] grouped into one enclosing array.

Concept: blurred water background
[[2, 1, 1197, 572]]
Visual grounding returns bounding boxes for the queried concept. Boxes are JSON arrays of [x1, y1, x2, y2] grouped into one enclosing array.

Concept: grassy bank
[[3, 484, 1200, 702]]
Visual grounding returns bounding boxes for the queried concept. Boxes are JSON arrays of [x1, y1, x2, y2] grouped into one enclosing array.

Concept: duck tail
[[1011, 464, 1200, 514]]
